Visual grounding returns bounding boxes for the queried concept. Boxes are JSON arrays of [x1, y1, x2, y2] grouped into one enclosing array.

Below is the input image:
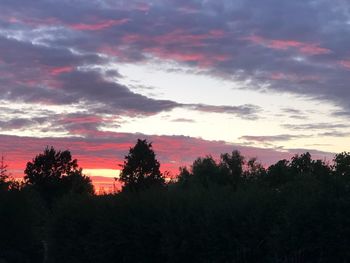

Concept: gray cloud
[[240, 134, 310, 143], [171, 118, 196, 123], [318, 131, 350, 137], [0, 30, 261, 126], [1, 0, 350, 137], [186, 104, 261, 120], [283, 123, 349, 131]]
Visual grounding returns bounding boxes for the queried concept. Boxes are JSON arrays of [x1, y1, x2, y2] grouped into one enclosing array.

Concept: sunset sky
[[1, 0, 350, 191]]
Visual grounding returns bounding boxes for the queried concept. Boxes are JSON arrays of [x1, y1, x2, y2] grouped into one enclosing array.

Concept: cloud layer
[[0, 0, 349, 188], [1, 0, 350, 114]]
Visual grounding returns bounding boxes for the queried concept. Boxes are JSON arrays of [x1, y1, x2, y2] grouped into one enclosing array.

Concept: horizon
[[1, 0, 350, 191]]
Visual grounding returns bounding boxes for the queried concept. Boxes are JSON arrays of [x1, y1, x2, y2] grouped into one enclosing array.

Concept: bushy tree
[[266, 159, 291, 187], [177, 166, 192, 187], [177, 151, 249, 188], [24, 146, 94, 205], [244, 157, 266, 179], [333, 152, 350, 176], [0, 156, 8, 181], [0, 156, 9, 191], [220, 150, 244, 178], [0, 156, 19, 191], [119, 139, 165, 192], [290, 152, 313, 175]]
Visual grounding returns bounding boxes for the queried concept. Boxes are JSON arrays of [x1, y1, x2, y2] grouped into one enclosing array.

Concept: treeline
[[1, 140, 350, 262]]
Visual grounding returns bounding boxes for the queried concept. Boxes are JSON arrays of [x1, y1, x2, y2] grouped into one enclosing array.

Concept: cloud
[[283, 123, 349, 131], [240, 134, 309, 143], [171, 118, 196, 123], [0, 0, 349, 115], [243, 35, 331, 56], [318, 131, 350, 138], [0, 32, 261, 122], [0, 0, 350, 159], [186, 104, 261, 119], [68, 18, 129, 31]]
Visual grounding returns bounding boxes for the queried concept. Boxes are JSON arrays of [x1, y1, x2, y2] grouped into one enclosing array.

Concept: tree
[[0, 156, 10, 191], [191, 156, 222, 187], [290, 152, 313, 176], [244, 157, 266, 179], [177, 166, 192, 187], [220, 150, 245, 187], [119, 139, 165, 192], [266, 159, 291, 187], [24, 146, 94, 205], [333, 152, 350, 177], [220, 150, 244, 178]]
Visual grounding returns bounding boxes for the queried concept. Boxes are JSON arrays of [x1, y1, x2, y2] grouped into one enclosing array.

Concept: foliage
[[48, 175, 350, 262], [5, 142, 350, 262], [0, 189, 45, 263], [0, 156, 22, 192], [0, 156, 9, 183], [119, 139, 165, 192], [333, 152, 350, 176], [23, 146, 94, 206]]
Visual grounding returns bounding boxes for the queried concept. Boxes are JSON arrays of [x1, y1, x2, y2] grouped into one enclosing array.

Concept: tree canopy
[[4, 143, 350, 262], [0, 156, 10, 191], [24, 146, 94, 205], [119, 139, 165, 191]]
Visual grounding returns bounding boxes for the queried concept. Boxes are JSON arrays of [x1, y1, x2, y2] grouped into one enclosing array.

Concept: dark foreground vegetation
[[2, 140, 350, 262]]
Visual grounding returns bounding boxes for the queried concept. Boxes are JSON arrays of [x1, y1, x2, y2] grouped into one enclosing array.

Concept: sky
[[1, 0, 350, 192]]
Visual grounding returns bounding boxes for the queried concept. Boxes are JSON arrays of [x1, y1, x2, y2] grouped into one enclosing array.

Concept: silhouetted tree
[[311, 159, 331, 179], [266, 159, 291, 187], [0, 156, 9, 191], [220, 150, 245, 187], [333, 152, 350, 176], [24, 146, 94, 205], [244, 157, 266, 179], [0, 156, 19, 191], [191, 156, 222, 187], [0, 156, 8, 180], [220, 150, 244, 177], [119, 139, 165, 192], [290, 152, 313, 175], [177, 166, 192, 187]]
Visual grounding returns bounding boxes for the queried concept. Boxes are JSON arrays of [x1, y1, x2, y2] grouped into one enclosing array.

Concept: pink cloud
[[145, 47, 228, 67], [339, 60, 350, 70], [154, 29, 225, 47], [68, 18, 129, 31], [134, 2, 151, 12], [49, 66, 74, 75], [270, 72, 321, 82], [103, 29, 229, 65], [121, 29, 226, 47], [244, 35, 331, 55], [6, 16, 59, 27], [4, 14, 129, 31]]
